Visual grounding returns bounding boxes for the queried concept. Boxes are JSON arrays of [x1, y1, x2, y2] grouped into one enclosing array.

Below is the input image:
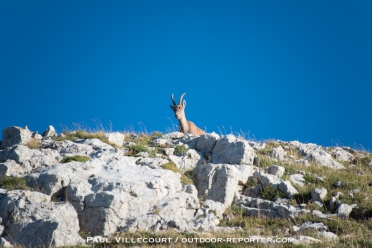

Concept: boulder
[[292, 236, 322, 245], [336, 203, 353, 218], [233, 165, 258, 185], [235, 195, 300, 219], [332, 147, 354, 162], [193, 163, 240, 207], [1, 126, 33, 149], [269, 146, 287, 160], [41, 140, 94, 156], [253, 171, 298, 197], [151, 138, 173, 147], [120, 214, 162, 232], [293, 221, 328, 232], [317, 231, 338, 242], [290, 141, 344, 169], [290, 174, 306, 187], [311, 188, 327, 202], [152, 191, 200, 231], [0, 145, 61, 179], [169, 149, 205, 172], [26, 151, 211, 236], [136, 157, 169, 169], [195, 132, 219, 156], [161, 132, 184, 139], [0, 190, 83, 247], [5, 145, 61, 172], [103, 132, 124, 147], [42, 125, 57, 137], [267, 165, 285, 178], [248, 141, 266, 150], [211, 135, 255, 165]]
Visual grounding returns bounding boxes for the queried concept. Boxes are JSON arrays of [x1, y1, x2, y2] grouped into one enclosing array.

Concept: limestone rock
[[292, 236, 322, 245], [267, 165, 285, 178], [136, 157, 169, 169], [151, 138, 173, 147], [290, 174, 306, 187], [119, 214, 162, 232], [41, 139, 94, 156], [195, 132, 219, 156], [42, 125, 57, 137], [233, 165, 258, 185], [290, 141, 344, 169], [211, 135, 255, 165], [253, 171, 298, 197], [295, 159, 310, 166], [336, 203, 354, 218], [270, 146, 287, 160], [161, 132, 184, 139], [169, 149, 205, 172], [103, 132, 124, 147], [318, 231, 338, 242], [293, 221, 328, 232], [235, 195, 300, 219], [203, 200, 227, 218], [1, 126, 33, 149], [311, 188, 327, 202], [332, 147, 354, 162], [248, 141, 266, 150], [0, 190, 83, 247], [193, 163, 240, 207], [0, 145, 61, 179]]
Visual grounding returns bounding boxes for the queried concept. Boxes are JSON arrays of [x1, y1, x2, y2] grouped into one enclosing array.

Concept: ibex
[[170, 93, 205, 136]]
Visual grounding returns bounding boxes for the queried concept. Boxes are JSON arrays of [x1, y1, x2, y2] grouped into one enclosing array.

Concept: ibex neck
[[178, 115, 188, 133]]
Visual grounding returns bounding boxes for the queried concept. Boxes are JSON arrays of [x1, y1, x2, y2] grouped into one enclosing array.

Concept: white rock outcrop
[[193, 163, 240, 207], [290, 141, 344, 169], [42, 125, 57, 137], [103, 132, 125, 147], [1, 126, 33, 149], [211, 135, 255, 165], [0, 190, 83, 247], [169, 149, 205, 172], [195, 132, 219, 156]]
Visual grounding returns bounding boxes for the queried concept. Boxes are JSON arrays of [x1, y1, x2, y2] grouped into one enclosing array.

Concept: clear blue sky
[[1, 1, 371, 150]]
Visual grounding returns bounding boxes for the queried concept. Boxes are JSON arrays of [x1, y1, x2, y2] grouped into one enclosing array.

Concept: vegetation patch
[[60, 155, 90, 163], [52, 130, 119, 147], [161, 162, 193, 185], [258, 185, 287, 201], [351, 155, 372, 167], [25, 138, 41, 149], [0, 176, 32, 190], [174, 145, 188, 155], [127, 145, 155, 157]]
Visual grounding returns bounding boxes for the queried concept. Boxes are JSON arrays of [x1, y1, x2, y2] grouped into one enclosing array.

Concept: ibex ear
[[170, 105, 175, 111], [183, 100, 186, 107]]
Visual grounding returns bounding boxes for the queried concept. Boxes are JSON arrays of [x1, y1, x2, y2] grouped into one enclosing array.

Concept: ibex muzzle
[[170, 93, 205, 136]]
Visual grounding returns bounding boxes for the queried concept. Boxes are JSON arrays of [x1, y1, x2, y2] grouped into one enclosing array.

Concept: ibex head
[[170, 93, 186, 120]]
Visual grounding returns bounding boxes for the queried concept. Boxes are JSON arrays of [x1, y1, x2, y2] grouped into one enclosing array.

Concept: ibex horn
[[179, 93, 186, 105], [171, 94, 176, 106]]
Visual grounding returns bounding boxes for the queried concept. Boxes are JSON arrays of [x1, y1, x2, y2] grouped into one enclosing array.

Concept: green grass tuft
[[174, 145, 188, 155], [161, 162, 193, 185], [0, 176, 32, 190], [60, 155, 90, 163], [127, 145, 155, 157]]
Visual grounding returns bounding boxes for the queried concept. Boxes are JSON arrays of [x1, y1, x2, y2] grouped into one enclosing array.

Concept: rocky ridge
[[0, 126, 371, 247]]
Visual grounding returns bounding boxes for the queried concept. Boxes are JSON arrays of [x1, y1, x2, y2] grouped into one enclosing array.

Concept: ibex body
[[170, 93, 205, 136]]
